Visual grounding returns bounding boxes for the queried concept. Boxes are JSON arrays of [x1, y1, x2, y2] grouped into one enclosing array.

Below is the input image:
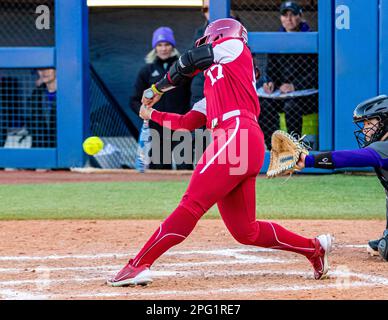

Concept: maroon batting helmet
[[195, 18, 248, 47]]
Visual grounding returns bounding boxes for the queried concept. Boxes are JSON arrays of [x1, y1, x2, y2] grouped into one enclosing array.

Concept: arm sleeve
[[150, 109, 207, 131], [305, 148, 388, 170], [155, 45, 214, 93]]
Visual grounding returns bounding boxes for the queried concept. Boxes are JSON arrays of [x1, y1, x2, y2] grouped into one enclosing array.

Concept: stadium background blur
[[0, 0, 386, 172]]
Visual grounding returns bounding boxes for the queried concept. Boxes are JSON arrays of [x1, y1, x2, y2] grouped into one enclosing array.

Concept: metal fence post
[[55, 0, 89, 168]]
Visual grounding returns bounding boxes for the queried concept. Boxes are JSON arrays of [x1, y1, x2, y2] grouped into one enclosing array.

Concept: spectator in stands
[[259, 1, 318, 149], [130, 26, 193, 170], [28, 68, 57, 148]]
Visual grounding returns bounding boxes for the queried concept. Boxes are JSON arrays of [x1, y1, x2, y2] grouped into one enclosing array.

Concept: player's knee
[[230, 229, 258, 245], [179, 193, 207, 220]]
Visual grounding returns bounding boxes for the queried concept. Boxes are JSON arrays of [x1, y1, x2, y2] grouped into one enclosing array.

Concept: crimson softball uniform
[[131, 38, 317, 268]]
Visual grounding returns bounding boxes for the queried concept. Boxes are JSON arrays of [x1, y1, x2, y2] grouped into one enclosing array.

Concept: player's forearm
[[150, 109, 207, 131], [305, 148, 388, 170], [154, 44, 214, 92]]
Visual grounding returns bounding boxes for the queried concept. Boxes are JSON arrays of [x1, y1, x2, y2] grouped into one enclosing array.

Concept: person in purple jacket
[[297, 95, 388, 261]]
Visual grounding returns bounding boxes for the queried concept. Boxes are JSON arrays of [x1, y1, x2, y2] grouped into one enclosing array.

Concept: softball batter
[[107, 18, 333, 287]]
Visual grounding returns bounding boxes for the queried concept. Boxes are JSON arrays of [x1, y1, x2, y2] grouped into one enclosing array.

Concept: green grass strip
[[0, 174, 384, 220]]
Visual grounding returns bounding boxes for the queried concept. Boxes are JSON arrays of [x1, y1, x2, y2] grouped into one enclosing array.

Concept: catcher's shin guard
[[378, 230, 388, 261], [367, 239, 380, 256]]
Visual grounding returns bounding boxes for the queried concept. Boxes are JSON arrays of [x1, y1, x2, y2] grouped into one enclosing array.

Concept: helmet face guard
[[354, 116, 387, 148], [353, 95, 388, 148], [195, 18, 248, 47]]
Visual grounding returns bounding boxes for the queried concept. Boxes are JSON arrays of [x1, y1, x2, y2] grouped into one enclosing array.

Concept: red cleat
[[309, 234, 334, 280], [107, 259, 152, 287]]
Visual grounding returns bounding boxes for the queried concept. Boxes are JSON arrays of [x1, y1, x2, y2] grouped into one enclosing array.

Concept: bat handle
[[140, 104, 150, 125]]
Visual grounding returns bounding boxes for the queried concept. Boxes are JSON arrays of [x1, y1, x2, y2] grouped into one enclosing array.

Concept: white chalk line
[[0, 269, 314, 287], [0, 244, 383, 300], [0, 279, 381, 300], [0, 244, 368, 262], [1, 269, 387, 287], [0, 289, 49, 300], [53, 281, 378, 299], [0, 247, 272, 262], [0, 256, 289, 274], [0, 269, 385, 300]]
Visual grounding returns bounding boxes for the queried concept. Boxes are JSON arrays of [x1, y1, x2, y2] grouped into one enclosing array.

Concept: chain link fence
[[0, 0, 55, 47], [255, 52, 319, 150], [232, 0, 320, 149], [0, 66, 138, 169], [0, 69, 56, 149], [89, 66, 138, 169], [232, 0, 318, 32], [0, 0, 320, 169]]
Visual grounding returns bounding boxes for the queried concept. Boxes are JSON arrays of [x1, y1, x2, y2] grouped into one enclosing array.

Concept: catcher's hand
[[266, 130, 310, 178]]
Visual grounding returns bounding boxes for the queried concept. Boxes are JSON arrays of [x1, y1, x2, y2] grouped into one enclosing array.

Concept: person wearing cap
[[129, 26, 193, 170], [259, 1, 318, 149], [279, 1, 310, 32], [28, 68, 57, 148]]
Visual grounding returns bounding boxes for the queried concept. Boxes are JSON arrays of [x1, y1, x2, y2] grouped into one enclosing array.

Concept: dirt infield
[[0, 170, 387, 300], [0, 219, 387, 300]]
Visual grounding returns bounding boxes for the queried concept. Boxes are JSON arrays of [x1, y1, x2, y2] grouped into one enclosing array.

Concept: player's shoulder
[[368, 140, 388, 158], [212, 37, 245, 52], [212, 37, 244, 47], [212, 37, 247, 64]]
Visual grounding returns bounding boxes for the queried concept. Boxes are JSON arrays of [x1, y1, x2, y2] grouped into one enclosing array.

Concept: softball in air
[[82, 136, 104, 155]]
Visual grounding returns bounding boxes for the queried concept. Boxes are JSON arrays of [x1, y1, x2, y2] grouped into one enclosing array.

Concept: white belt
[[222, 110, 241, 121], [211, 110, 257, 129], [211, 110, 241, 129]]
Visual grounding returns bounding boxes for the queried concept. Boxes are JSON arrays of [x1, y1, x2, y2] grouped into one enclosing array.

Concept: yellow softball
[[82, 136, 104, 155]]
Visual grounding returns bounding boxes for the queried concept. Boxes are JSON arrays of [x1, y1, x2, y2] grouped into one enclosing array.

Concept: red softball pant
[[132, 116, 316, 267]]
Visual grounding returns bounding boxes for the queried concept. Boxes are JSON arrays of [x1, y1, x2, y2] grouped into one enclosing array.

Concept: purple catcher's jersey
[[369, 140, 388, 192]]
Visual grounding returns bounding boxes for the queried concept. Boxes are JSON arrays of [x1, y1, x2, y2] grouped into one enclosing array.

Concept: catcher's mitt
[[266, 130, 310, 178]]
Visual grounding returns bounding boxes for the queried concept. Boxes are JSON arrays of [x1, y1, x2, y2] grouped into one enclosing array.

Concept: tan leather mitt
[[266, 130, 310, 178]]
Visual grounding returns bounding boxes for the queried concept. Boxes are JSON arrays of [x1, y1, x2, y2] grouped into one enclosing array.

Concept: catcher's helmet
[[353, 95, 388, 148], [195, 18, 248, 47]]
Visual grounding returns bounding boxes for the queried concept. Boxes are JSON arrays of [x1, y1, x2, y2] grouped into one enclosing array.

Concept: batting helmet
[[195, 18, 248, 47], [353, 95, 388, 148]]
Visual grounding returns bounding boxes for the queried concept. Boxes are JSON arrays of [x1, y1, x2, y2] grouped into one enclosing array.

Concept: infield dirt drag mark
[[0, 219, 388, 300]]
